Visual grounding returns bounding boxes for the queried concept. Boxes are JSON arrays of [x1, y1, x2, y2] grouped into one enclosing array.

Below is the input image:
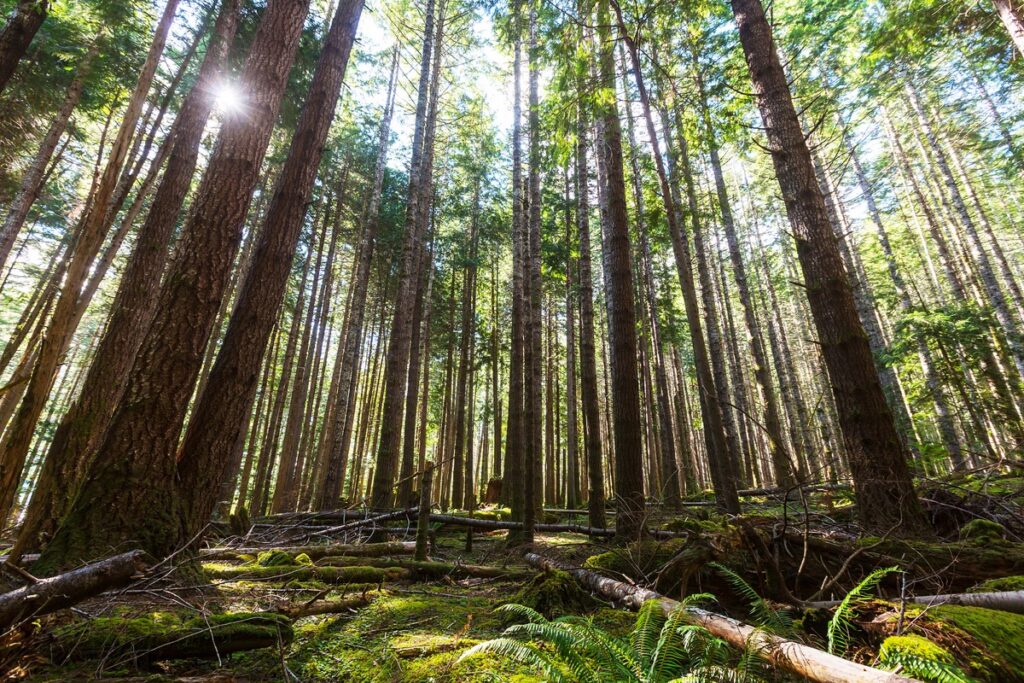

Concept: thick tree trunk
[[730, 0, 925, 533], [594, 0, 645, 541], [565, 188, 581, 509], [178, 0, 362, 537], [37, 0, 313, 570], [0, 0, 182, 522], [13, 0, 241, 560], [0, 0, 48, 94]]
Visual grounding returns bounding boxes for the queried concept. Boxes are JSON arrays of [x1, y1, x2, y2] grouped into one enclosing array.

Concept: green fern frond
[[633, 600, 668, 669], [826, 566, 900, 655], [458, 637, 570, 682], [496, 602, 549, 624], [709, 562, 792, 634]]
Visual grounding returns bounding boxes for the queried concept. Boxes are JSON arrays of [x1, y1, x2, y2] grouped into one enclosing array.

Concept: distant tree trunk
[[490, 255, 502, 478], [398, 238, 432, 506], [595, 0, 645, 541], [0, 0, 48, 94], [839, 117, 964, 469], [575, 110, 605, 529], [12, 0, 241, 558], [0, 42, 98, 275], [730, 0, 926, 534], [0, 0, 181, 522], [37, 0, 313, 570], [316, 47, 398, 509], [369, 0, 440, 510], [453, 182, 480, 510], [694, 59, 796, 487], [993, 0, 1024, 58]]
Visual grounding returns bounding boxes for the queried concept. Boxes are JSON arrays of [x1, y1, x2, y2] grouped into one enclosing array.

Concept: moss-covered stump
[[203, 562, 406, 584], [51, 612, 292, 664], [506, 569, 600, 619], [583, 538, 713, 595]]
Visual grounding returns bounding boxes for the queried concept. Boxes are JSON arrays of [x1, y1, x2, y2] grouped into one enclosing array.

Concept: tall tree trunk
[[575, 110, 605, 528], [0, 42, 98, 276], [594, 0, 645, 540], [993, 0, 1024, 58], [37, 0, 312, 570], [611, 5, 739, 513], [453, 182, 480, 510], [12, 0, 241, 558], [316, 46, 398, 509], [525, 0, 542, 533], [565, 172, 581, 510], [0, 0, 48, 94], [0, 0, 182, 522], [504, 0, 527, 542], [730, 0, 925, 533], [369, 0, 441, 510], [694, 58, 796, 487]]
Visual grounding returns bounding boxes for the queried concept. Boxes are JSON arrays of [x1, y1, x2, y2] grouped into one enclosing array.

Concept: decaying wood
[[0, 550, 148, 630], [524, 552, 920, 683], [199, 540, 416, 561], [808, 589, 1024, 614]]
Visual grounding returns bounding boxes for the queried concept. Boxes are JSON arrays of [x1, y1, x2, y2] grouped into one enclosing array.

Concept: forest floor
[[3, 470, 1024, 682]]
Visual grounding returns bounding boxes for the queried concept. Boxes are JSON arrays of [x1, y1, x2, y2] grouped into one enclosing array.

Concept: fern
[[709, 562, 793, 634], [879, 650, 973, 683], [826, 566, 900, 655]]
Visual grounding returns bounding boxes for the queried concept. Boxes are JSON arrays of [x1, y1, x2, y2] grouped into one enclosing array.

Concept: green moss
[[203, 563, 403, 584], [930, 604, 1024, 680], [880, 634, 954, 665], [294, 552, 314, 566], [256, 549, 294, 566], [961, 519, 1007, 543], [591, 608, 636, 636], [507, 570, 599, 619], [53, 612, 292, 662], [968, 575, 1024, 593], [471, 507, 511, 521]]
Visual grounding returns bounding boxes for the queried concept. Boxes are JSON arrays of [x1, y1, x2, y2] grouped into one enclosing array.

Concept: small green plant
[[878, 634, 973, 683], [708, 562, 793, 635], [827, 566, 900, 655], [460, 599, 767, 682]]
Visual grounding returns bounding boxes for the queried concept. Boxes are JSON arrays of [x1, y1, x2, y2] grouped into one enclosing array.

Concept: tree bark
[[594, 0, 645, 541], [730, 0, 925, 533], [0, 0, 48, 95], [13, 0, 241, 560], [0, 0, 182, 522], [37, 0, 313, 570]]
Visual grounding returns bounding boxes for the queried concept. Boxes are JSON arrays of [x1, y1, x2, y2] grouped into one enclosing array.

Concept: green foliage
[[967, 575, 1024, 593], [256, 549, 295, 567], [708, 563, 793, 635], [929, 605, 1024, 677], [878, 635, 972, 683], [461, 598, 765, 682], [827, 566, 900, 655], [507, 569, 600, 619]]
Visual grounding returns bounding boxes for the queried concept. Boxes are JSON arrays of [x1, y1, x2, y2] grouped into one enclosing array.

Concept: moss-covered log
[[0, 550, 148, 629], [198, 540, 415, 562], [317, 556, 533, 579], [202, 563, 407, 583], [809, 589, 1024, 614], [274, 592, 377, 619], [52, 612, 292, 662]]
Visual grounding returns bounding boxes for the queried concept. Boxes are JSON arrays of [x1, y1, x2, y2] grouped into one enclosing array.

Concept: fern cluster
[[460, 599, 768, 682]]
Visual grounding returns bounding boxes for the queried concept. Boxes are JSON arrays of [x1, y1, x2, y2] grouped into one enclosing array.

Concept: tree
[[0, 0, 48, 94], [729, 0, 926, 534]]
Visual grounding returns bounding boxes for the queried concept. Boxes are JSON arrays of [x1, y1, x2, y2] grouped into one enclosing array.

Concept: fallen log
[[202, 563, 408, 584], [317, 556, 533, 580], [807, 589, 1024, 614], [524, 552, 919, 683], [278, 508, 419, 543], [199, 540, 416, 562], [0, 550, 149, 630], [53, 612, 291, 662], [273, 592, 377, 619]]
